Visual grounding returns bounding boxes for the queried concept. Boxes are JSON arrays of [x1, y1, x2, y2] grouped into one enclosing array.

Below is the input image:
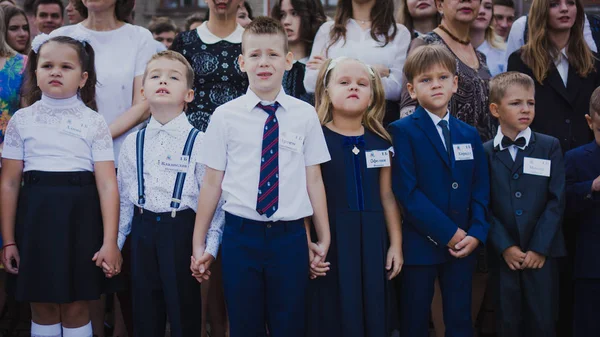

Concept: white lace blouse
[[2, 95, 114, 172]]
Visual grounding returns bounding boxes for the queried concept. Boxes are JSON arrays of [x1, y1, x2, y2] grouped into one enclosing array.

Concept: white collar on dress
[[197, 22, 244, 44]]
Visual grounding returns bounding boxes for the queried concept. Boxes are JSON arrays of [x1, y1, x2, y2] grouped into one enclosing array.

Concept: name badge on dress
[[158, 155, 190, 173], [523, 157, 551, 177], [453, 144, 474, 161], [366, 150, 391, 168], [60, 117, 89, 139], [280, 132, 304, 153]]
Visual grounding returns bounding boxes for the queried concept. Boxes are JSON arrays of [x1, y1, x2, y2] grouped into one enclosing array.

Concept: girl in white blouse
[[304, 0, 411, 125], [0, 35, 120, 337]]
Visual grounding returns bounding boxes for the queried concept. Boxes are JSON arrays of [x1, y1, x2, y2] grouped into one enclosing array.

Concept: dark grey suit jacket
[[484, 132, 567, 261]]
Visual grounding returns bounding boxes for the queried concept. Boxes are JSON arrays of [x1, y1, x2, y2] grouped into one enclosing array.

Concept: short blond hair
[[404, 45, 456, 83], [489, 72, 535, 104], [143, 51, 194, 89], [242, 16, 288, 53], [589, 86, 600, 117]]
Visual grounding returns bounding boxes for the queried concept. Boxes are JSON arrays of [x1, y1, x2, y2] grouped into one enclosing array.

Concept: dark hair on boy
[[184, 12, 203, 31], [489, 72, 535, 105], [271, 0, 327, 56], [403, 44, 456, 83], [75, 0, 133, 23], [242, 16, 288, 53], [23, 36, 98, 110], [148, 16, 179, 35], [589, 86, 600, 117], [143, 51, 195, 90], [492, 0, 515, 8], [33, 0, 64, 16]]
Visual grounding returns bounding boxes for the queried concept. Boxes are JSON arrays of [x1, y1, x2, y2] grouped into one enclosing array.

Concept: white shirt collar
[[425, 109, 450, 128], [493, 125, 532, 150], [146, 112, 191, 138], [197, 22, 244, 44], [40, 94, 83, 108], [244, 87, 292, 113]]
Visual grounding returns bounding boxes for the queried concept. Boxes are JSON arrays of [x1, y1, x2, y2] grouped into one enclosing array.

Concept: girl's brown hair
[[315, 58, 390, 141], [521, 0, 595, 83], [328, 0, 398, 54], [271, 0, 327, 56], [3, 5, 31, 54], [23, 36, 98, 110], [0, 5, 15, 57]]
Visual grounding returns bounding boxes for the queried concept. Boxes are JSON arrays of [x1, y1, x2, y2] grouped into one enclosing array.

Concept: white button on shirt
[[199, 88, 331, 222], [493, 126, 532, 161], [2, 95, 114, 171], [117, 113, 224, 257], [304, 20, 411, 101], [425, 109, 451, 150]]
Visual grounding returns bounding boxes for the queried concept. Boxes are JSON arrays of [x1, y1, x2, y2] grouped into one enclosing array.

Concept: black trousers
[[573, 279, 600, 337]]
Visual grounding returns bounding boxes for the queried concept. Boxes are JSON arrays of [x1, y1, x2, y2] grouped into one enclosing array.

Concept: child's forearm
[[193, 169, 225, 251], [109, 101, 150, 139], [306, 166, 330, 246], [0, 165, 22, 244], [381, 167, 402, 247], [95, 162, 120, 245]]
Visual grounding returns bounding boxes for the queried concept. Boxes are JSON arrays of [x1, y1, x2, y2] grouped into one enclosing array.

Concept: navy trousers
[[130, 208, 201, 337], [573, 279, 600, 337], [399, 255, 476, 337], [221, 213, 309, 337]]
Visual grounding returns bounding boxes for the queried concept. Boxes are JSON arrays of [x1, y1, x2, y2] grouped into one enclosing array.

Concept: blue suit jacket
[[565, 141, 600, 279], [389, 107, 490, 265]]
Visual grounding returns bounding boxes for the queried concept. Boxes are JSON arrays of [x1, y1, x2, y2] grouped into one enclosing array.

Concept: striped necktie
[[256, 102, 280, 218]]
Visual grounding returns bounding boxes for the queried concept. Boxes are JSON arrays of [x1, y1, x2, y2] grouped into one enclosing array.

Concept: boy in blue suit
[[390, 45, 490, 337], [568, 87, 600, 337], [484, 72, 566, 337]]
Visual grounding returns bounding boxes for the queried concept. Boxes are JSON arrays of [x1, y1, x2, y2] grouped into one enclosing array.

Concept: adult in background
[[33, 0, 63, 35], [471, 0, 505, 76], [397, 0, 440, 39], [3, 5, 31, 55], [491, 0, 514, 41], [52, 1, 156, 336], [507, 1, 600, 334], [148, 16, 179, 49], [305, 0, 411, 126], [66, 0, 85, 24], [237, 2, 253, 27], [185, 12, 204, 31]]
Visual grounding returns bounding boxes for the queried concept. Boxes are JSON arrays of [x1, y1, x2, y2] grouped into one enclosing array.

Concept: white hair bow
[[31, 31, 92, 54]]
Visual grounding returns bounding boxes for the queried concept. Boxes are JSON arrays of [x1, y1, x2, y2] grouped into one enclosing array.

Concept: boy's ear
[[141, 87, 146, 100], [185, 88, 194, 103], [406, 82, 417, 100], [451, 75, 458, 94], [285, 51, 294, 71], [585, 113, 593, 130], [79, 71, 89, 89], [238, 54, 247, 73], [489, 102, 500, 119]]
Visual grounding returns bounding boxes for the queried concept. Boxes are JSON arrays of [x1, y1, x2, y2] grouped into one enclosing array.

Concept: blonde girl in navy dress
[[306, 57, 403, 337], [0, 35, 121, 337]]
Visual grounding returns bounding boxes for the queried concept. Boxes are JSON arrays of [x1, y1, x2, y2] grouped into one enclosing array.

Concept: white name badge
[[453, 143, 474, 161], [60, 117, 89, 139], [366, 150, 391, 168], [280, 132, 304, 153], [523, 157, 551, 177], [158, 155, 190, 173]]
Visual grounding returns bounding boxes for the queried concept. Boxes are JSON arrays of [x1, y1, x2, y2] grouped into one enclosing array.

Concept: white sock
[[31, 322, 62, 337], [62, 321, 92, 337]]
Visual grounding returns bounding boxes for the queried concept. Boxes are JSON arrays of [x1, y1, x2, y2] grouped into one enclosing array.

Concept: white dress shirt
[[504, 15, 597, 69], [117, 113, 224, 257], [197, 21, 244, 44], [555, 48, 569, 87], [493, 125, 532, 161], [425, 109, 451, 150], [199, 88, 331, 222], [477, 40, 506, 77], [304, 20, 411, 101], [2, 95, 114, 171]]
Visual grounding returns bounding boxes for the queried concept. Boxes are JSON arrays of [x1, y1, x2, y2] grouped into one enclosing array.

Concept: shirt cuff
[[117, 232, 127, 251], [205, 235, 219, 259]]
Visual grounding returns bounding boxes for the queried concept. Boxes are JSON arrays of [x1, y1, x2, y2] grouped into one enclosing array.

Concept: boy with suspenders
[[116, 51, 224, 337]]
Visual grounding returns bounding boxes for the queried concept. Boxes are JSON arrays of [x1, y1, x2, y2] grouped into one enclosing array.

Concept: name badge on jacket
[[280, 132, 304, 153], [523, 157, 551, 177], [60, 117, 89, 139], [366, 150, 391, 168], [453, 143, 474, 161], [158, 155, 190, 173]]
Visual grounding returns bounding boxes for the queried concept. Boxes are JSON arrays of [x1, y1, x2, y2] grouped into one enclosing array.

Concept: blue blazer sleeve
[[529, 138, 566, 256], [565, 150, 596, 215], [390, 122, 459, 246], [467, 136, 490, 244]]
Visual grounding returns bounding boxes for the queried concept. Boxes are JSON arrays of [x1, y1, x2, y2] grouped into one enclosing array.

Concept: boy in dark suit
[[484, 72, 566, 337], [390, 45, 490, 337], [567, 87, 600, 337]]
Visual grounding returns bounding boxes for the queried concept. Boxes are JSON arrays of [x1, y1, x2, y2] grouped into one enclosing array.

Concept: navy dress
[[282, 61, 314, 105], [306, 127, 397, 337]]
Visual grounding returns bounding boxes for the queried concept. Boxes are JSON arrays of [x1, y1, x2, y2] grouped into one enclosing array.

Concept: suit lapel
[[566, 65, 582, 106], [494, 147, 514, 171], [413, 107, 451, 169], [547, 65, 571, 106], [513, 132, 537, 174], [585, 141, 600, 171]]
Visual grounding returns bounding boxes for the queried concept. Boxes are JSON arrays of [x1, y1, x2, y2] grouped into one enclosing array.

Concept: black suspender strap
[[136, 129, 146, 213], [170, 128, 200, 217]]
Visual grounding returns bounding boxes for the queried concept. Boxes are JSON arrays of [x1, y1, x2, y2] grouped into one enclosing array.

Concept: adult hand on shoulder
[[92, 243, 122, 278], [447, 228, 467, 250], [371, 64, 390, 78], [308, 241, 330, 279], [386, 244, 403, 280], [307, 55, 326, 71], [592, 175, 600, 192], [502, 246, 526, 271], [449, 236, 480, 259], [522, 251, 546, 269], [2, 245, 19, 274]]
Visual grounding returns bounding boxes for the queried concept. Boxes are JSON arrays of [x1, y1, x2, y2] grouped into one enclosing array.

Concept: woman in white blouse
[[303, 0, 411, 125]]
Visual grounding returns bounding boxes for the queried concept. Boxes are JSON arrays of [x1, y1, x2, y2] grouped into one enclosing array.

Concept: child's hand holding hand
[[92, 243, 122, 278], [307, 55, 326, 71], [502, 246, 526, 270], [2, 244, 20, 275], [308, 241, 330, 279], [447, 228, 467, 250], [592, 175, 600, 192], [371, 64, 390, 78], [449, 236, 479, 258], [386, 244, 403, 280], [191, 253, 214, 283], [522, 251, 546, 269]]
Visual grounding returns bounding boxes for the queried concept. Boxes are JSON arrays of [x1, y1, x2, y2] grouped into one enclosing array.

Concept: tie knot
[[438, 120, 449, 129], [257, 102, 280, 116], [501, 136, 526, 149]]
